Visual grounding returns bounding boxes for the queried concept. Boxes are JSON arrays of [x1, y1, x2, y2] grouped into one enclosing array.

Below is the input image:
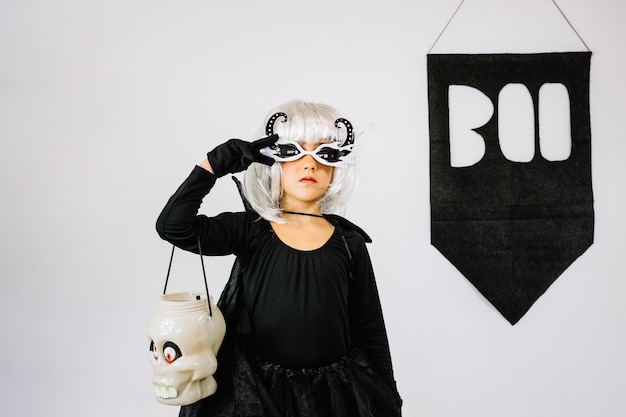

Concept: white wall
[[1, 1, 624, 416]]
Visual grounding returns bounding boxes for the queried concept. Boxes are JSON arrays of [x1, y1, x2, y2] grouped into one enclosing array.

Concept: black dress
[[156, 166, 402, 417]]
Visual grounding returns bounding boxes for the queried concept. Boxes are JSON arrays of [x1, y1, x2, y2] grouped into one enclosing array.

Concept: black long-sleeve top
[[156, 166, 397, 389]]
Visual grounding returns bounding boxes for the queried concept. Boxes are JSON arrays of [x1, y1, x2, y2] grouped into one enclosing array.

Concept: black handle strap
[[162, 236, 213, 317]]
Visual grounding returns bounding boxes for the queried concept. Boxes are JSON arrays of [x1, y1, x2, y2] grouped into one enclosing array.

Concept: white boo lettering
[[448, 83, 571, 167]]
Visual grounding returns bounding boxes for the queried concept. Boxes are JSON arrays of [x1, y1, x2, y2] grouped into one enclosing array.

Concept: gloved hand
[[207, 134, 278, 177]]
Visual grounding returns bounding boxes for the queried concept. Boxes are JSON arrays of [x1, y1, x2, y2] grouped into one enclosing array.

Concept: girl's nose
[[301, 154, 317, 169]]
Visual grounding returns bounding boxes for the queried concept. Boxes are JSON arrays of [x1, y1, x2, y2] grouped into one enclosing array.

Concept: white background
[[1, 1, 625, 416]]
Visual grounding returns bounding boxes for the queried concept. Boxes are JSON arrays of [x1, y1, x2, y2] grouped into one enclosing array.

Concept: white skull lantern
[[148, 292, 226, 406]]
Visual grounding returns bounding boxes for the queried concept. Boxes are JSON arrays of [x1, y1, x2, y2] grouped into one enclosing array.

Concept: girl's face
[[280, 141, 334, 210]]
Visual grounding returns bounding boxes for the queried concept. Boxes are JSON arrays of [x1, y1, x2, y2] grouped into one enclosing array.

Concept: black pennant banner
[[428, 52, 594, 324]]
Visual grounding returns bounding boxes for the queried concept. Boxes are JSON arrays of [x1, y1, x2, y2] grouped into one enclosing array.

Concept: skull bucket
[[147, 292, 226, 406]]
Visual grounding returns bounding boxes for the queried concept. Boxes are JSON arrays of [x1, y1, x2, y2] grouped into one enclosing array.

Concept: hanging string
[[551, 0, 590, 51], [428, 0, 466, 54], [428, 0, 590, 54], [197, 236, 213, 318], [162, 245, 175, 295], [161, 239, 213, 318]]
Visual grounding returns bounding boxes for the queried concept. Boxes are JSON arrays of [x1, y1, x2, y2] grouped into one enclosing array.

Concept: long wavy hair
[[242, 100, 359, 223]]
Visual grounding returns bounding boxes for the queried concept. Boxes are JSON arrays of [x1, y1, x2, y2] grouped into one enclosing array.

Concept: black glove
[[207, 134, 278, 177]]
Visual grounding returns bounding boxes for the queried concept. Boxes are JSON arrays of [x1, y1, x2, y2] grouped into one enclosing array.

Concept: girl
[[156, 100, 402, 417]]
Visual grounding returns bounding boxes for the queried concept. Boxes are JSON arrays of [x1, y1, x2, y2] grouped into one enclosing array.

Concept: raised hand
[[207, 134, 279, 177]]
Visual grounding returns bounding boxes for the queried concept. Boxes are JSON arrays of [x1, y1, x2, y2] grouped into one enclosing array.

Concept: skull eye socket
[[163, 341, 183, 365], [149, 340, 158, 360]]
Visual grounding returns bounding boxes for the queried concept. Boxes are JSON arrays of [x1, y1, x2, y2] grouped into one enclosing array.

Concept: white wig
[[242, 100, 359, 223]]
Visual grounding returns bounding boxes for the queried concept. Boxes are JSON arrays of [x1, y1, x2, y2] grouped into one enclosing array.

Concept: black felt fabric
[[427, 52, 594, 324]]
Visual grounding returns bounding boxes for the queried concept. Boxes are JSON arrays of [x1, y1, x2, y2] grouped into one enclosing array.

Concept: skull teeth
[[153, 382, 178, 399]]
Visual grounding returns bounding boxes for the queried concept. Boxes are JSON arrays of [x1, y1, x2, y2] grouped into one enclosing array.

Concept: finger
[[255, 155, 276, 166], [245, 147, 276, 166], [240, 142, 276, 167], [252, 134, 279, 149]]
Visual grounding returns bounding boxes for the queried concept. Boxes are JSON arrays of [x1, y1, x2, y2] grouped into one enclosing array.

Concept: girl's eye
[[163, 342, 183, 364], [316, 148, 340, 161], [278, 144, 300, 157]]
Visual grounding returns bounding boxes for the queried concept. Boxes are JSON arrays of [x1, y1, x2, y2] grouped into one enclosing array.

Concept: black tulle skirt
[[179, 340, 401, 417]]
